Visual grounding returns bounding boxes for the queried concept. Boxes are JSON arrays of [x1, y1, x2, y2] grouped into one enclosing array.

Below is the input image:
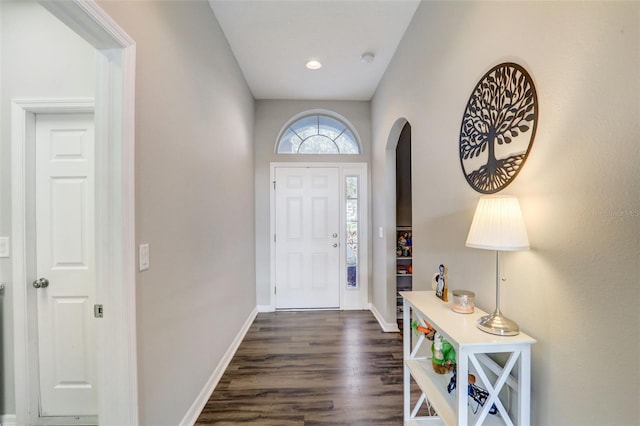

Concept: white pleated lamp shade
[[466, 195, 530, 251]]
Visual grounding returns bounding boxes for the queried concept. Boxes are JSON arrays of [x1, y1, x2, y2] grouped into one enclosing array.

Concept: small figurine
[[397, 234, 407, 257], [447, 367, 498, 415], [411, 320, 435, 340], [405, 232, 412, 256], [431, 332, 455, 374]]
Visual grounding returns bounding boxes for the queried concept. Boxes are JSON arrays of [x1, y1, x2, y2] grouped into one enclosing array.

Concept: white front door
[[274, 167, 340, 309], [35, 113, 98, 417]]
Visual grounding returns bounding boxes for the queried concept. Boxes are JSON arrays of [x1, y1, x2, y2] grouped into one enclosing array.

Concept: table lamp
[[466, 195, 529, 336]]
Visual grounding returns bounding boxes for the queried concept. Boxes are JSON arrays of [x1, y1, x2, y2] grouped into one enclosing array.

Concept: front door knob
[[32, 278, 49, 289]]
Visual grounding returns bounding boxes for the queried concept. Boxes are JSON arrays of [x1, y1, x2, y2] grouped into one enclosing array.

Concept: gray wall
[[96, 1, 256, 424], [253, 100, 371, 307], [371, 1, 639, 424], [0, 0, 96, 414]]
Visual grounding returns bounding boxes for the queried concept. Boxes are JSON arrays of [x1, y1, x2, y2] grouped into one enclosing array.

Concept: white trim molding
[[179, 308, 259, 426], [369, 303, 400, 333], [269, 162, 369, 312], [0, 414, 18, 426]]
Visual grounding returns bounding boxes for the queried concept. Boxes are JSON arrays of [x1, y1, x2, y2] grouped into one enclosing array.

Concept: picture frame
[[432, 264, 448, 302]]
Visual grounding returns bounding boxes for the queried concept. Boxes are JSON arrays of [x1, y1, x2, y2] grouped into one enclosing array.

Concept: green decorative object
[[411, 320, 435, 339], [431, 332, 456, 374]]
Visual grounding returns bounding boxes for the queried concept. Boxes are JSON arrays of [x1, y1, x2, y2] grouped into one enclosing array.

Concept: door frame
[[14, 104, 96, 424], [269, 162, 368, 311], [11, 1, 137, 424]]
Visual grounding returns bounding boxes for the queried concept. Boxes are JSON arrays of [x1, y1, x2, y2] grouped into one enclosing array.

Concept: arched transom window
[[277, 114, 360, 154]]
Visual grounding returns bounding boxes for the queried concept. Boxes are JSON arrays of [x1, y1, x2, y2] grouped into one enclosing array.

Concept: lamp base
[[476, 312, 520, 336]]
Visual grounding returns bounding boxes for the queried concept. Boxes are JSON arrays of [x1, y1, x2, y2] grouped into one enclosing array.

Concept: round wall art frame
[[459, 62, 538, 194]]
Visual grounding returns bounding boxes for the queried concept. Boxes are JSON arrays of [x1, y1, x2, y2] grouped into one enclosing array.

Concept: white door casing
[[269, 163, 369, 312], [11, 2, 138, 424], [274, 167, 340, 309], [35, 114, 98, 416]]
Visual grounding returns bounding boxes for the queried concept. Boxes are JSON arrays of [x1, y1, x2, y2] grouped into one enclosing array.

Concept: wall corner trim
[[257, 304, 274, 313], [0, 414, 18, 426], [178, 307, 259, 426], [369, 303, 400, 333]]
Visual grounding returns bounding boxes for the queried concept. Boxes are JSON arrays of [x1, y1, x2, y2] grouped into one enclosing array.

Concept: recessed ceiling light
[[360, 52, 375, 64], [306, 59, 322, 70]]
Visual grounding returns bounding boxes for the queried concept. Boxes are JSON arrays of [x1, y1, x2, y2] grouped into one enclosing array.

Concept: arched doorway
[[395, 123, 412, 329]]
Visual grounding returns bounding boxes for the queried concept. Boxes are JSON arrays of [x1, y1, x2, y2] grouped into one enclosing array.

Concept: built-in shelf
[[396, 227, 412, 324]]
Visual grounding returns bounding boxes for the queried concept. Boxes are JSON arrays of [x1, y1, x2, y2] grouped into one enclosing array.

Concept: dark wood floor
[[195, 310, 405, 425]]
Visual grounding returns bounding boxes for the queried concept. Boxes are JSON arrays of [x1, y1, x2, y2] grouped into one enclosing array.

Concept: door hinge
[[273, 181, 276, 190], [274, 286, 277, 295], [274, 234, 276, 243], [94, 304, 104, 318]]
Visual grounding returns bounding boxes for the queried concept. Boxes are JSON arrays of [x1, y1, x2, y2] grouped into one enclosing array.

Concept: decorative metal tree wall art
[[459, 62, 538, 194]]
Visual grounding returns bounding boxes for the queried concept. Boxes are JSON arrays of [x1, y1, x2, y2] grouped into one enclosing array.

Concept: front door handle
[[32, 278, 49, 289]]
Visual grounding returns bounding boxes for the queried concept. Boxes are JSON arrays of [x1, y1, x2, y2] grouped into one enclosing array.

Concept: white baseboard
[[179, 307, 258, 426], [256, 304, 274, 312], [369, 303, 400, 332], [0, 414, 17, 426]]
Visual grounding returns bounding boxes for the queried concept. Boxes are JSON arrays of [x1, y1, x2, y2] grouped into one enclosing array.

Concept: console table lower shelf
[[405, 357, 509, 426]]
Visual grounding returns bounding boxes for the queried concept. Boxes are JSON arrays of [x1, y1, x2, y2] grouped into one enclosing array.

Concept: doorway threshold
[[34, 416, 98, 426]]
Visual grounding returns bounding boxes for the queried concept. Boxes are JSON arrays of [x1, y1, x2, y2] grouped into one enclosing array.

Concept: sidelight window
[[346, 176, 359, 288]]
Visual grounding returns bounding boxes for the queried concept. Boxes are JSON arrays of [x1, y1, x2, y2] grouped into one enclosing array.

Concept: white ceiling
[[208, 0, 420, 101]]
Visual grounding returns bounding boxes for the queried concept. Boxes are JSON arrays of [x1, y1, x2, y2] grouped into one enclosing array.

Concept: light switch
[[378, 227, 384, 239], [0, 237, 9, 258], [139, 243, 150, 271]]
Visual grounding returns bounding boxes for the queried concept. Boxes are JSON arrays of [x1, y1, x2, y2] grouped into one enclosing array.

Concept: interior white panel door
[[275, 167, 340, 309], [35, 113, 97, 416]]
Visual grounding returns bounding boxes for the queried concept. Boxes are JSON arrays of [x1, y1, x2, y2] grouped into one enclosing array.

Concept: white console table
[[401, 291, 536, 426]]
